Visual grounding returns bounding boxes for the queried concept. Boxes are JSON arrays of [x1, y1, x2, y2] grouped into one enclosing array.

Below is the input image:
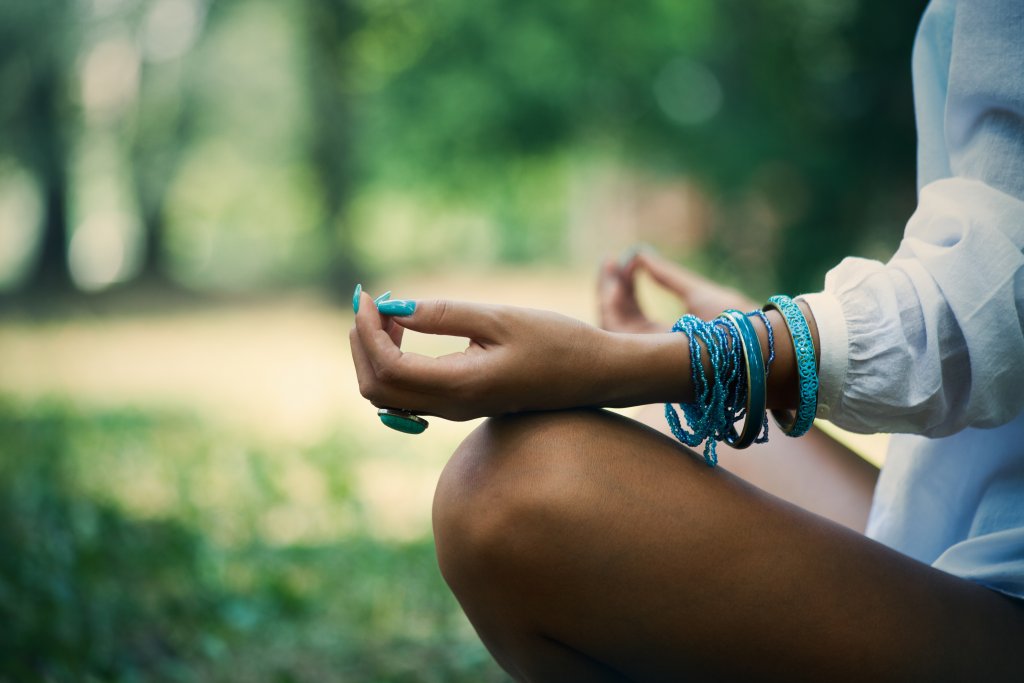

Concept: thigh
[[435, 409, 1024, 683], [632, 403, 879, 531]]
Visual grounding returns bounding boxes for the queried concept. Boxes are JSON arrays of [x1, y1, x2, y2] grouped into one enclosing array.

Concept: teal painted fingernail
[[352, 283, 362, 313], [377, 299, 416, 317], [374, 290, 392, 304]]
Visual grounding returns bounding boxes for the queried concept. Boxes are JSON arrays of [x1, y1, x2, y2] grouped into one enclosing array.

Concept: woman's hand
[[598, 248, 757, 332], [350, 291, 688, 421], [596, 254, 664, 334]]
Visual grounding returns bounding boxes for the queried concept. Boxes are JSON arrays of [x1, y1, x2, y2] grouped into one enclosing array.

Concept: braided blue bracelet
[[664, 305, 783, 463], [764, 295, 818, 437], [664, 314, 744, 466], [721, 310, 766, 449]]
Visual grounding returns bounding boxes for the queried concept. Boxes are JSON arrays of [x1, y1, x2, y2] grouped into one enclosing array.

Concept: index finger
[[354, 289, 405, 372], [354, 294, 479, 393], [633, 250, 697, 297]]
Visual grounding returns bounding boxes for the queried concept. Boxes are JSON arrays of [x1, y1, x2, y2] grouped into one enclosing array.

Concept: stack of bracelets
[[664, 294, 819, 467]]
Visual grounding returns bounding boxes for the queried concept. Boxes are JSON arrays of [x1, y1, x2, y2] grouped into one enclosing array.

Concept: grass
[[0, 400, 509, 682]]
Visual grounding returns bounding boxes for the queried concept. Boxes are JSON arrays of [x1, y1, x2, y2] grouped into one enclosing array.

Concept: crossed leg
[[634, 403, 880, 533], [432, 409, 1024, 682]]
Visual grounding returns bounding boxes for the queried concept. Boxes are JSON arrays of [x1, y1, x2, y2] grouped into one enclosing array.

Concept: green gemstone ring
[[377, 408, 429, 435]]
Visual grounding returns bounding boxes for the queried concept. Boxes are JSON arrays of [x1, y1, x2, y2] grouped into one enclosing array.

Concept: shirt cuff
[[797, 291, 848, 421]]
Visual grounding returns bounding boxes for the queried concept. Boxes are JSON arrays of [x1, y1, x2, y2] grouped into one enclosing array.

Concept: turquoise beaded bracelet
[[720, 309, 767, 449], [763, 295, 818, 437], [665, 314, 741, 466]]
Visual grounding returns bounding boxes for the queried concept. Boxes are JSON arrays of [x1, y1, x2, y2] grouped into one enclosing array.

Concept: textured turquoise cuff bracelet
[[764, 295, 818, 437]]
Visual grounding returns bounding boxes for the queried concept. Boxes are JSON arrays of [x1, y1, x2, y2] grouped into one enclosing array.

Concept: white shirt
[[801, 0, 1024, 599]]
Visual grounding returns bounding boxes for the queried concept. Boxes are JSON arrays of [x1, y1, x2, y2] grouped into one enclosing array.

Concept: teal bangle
[[763, 295, 818, 437], [720, 310, 767, 449]]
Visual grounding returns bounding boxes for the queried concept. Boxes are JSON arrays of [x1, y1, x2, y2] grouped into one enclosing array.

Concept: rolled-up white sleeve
[[798, 0, 1024, 437], [803, 179, 1024, 436]]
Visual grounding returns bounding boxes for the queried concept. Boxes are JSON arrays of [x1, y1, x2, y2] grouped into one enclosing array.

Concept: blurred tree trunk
[[129, 78, 195, 289], [128, 0, 216, 290], [0, 0, 79, 294], [303, 0, 363, 295], [31, 167, 72, 293], [137, 205, 169, 283], [23, 48, 74, 294]]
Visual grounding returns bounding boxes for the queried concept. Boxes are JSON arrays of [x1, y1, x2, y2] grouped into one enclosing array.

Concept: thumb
[[633, 250, 699, 298], [635, 251, 757, 313], [378, 298, 495, 338]]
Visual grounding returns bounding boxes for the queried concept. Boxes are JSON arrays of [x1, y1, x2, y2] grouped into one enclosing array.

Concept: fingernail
[[352, 283, 362, 313], [377, 299, 416, 317], [620, 243, 659, 267], [374, 290, 392, 304], [618, 245, 641, 267]]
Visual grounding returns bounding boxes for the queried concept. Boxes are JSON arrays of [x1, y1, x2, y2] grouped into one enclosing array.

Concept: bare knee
[[431, 410, 747, 681], [432, 411, 595, 592], [432, 410, 640, 679], [432, 408, 702, 589]]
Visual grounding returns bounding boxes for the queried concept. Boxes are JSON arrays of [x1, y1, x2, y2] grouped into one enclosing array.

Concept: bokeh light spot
[[142, 0, 205, 63], [69, 211, 130, 291], [0, 162, 43, 288], [80, 36, 141, 119], [653, 57, 723, 126]]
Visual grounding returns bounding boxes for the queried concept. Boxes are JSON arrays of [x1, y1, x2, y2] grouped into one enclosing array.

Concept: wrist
[[752, 299, 820, 410], [597, 331, 692, 408], [594, 297, 822, 412]]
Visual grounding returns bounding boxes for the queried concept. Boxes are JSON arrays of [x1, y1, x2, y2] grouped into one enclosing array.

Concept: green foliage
[[164, 0, 325, 289], [0, 407, 223, 680], [0, 0, 926, 297], [0, 403, 507, 682], [351, 0, 926, 290], [349, 0, 720, 197]]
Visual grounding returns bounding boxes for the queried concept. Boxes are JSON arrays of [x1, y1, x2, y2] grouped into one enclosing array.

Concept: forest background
[[0, 0, 923, 679]]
